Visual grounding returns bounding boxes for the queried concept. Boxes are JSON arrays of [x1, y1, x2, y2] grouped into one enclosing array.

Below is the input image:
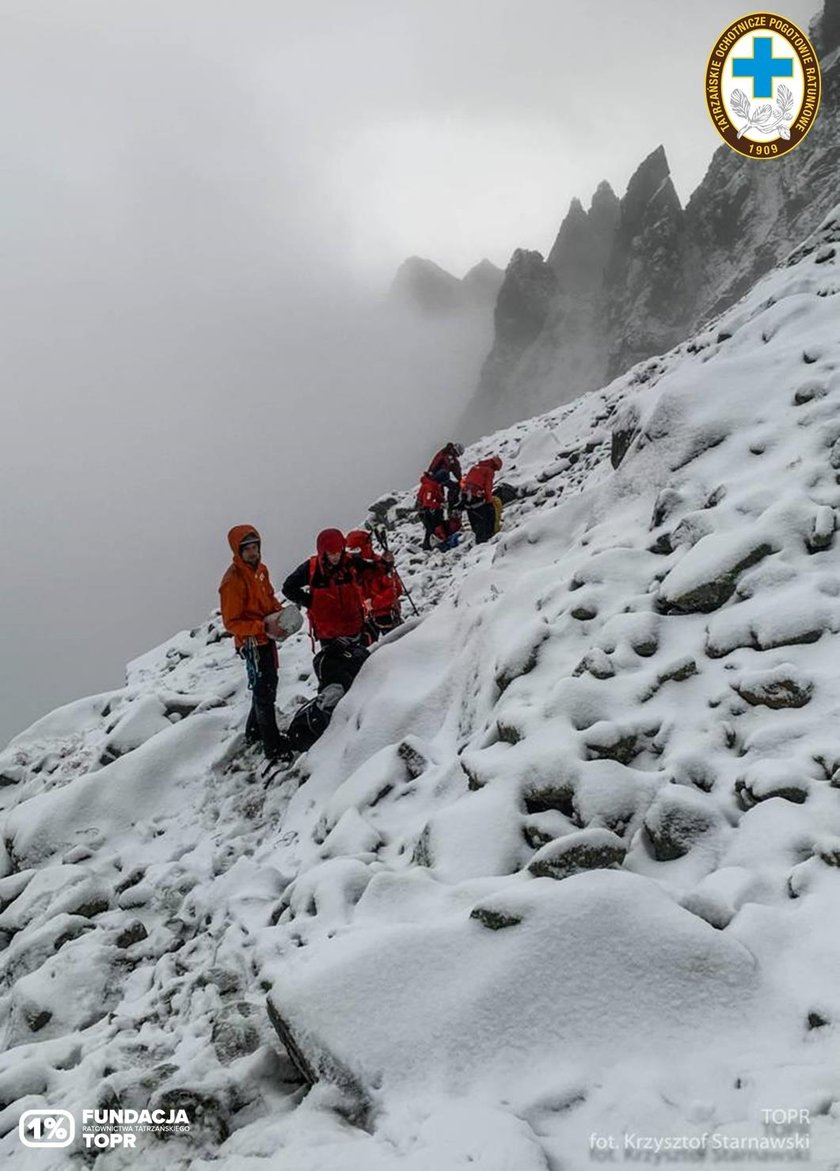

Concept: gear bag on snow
[[286, 683, 345, 752], [313, 636, 369, 692]]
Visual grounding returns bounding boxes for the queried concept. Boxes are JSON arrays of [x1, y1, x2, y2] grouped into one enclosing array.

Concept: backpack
[[416, 474, 444, 511], [286, 683, 345, 752]]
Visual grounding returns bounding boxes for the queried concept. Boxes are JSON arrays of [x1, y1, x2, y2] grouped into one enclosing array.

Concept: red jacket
[[282, 543, 367, 643], [428, 445, 462, 482], [358, 560, 402, 618], [219, 524, 283, 649], [463, 458, 501, 503], [416, 473, 445, 511]]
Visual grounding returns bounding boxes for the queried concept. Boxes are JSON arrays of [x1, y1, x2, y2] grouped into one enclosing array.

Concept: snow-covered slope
[[2, 207, 840, 1169]]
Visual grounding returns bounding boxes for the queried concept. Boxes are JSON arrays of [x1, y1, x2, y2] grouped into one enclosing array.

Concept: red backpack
[[416, 473, 444, 510]]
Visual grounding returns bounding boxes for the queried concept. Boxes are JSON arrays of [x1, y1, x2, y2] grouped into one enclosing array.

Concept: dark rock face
[[464, 2, 840, 437], [611, 403, 642, 468]]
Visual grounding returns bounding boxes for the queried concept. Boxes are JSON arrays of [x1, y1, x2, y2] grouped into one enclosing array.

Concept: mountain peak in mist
[[391, 255, 503, 315]]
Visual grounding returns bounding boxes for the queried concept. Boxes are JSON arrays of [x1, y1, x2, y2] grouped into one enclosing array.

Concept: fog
[[0, 0, 819, 744]]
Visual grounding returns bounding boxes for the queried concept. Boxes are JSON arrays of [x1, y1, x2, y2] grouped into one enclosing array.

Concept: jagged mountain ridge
[[465, 0, 840, 438], [390, 255, 504, 315], [0, 204, 839, 1165]]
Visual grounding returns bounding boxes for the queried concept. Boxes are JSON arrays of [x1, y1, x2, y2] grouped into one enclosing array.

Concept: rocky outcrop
[[463, 0, 840, 437]]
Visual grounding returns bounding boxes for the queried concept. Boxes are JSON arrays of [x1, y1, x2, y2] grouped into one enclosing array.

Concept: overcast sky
[[0, 0, 821, 746]]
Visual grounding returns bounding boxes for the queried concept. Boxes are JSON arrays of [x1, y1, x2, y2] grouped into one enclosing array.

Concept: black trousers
[[420, 509, 445, 550], [468, 501, 496, 544], [244, 642, 283, 754]]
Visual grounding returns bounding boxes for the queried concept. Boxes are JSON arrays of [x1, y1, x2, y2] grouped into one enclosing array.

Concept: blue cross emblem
[[732, 36, 793, 98]]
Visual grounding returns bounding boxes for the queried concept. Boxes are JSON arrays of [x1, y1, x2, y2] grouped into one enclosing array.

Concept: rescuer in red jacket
[[416, 471, 447, 551], [462, 455, 503, 544], [281, 529, 369, 692], [219, 525, 292, 761], [345, 528, 403, 640], [427, 441, 464, 512]]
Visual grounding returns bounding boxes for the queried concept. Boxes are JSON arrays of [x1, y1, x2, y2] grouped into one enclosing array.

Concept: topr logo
[[705, 13, 821, 158]]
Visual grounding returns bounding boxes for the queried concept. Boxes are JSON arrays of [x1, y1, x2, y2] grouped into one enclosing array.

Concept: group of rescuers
[[219, 443, 509, 765]]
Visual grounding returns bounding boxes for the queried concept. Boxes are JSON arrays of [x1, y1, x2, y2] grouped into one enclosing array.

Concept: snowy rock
[[610, 402, 641, 468], [574, 647, 615, 679], [266, 872, 759, 1105], [582, 719, 659, 765], [806, 506, 835, 552], [705, 585, 830, 657], [115, 919, 148, 948], [105, 695, 172, 756], [641, 656, 698, 701], [680, 867, 764, 930], [793, 380, 828, 404], [528, 828, 626, 879], [521, 779, 576, 817], [735, 763, 810, 808], [319, 808, 382, 860], [211, 1002, 262, 1063], [732, 664, 814, 709], [573, 761, 661, 835], [522, 808, 575, 848], [658, 531, 775, 614], [643, 787, 725, 861], [469, 904, 524, 930]]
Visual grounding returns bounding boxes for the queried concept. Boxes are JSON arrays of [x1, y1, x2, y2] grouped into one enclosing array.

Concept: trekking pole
[[374, 527, 420, 617]]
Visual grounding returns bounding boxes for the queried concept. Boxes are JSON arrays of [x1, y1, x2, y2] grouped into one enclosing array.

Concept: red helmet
[[345, 528, 374, 558], [489, 454, 503, 471]]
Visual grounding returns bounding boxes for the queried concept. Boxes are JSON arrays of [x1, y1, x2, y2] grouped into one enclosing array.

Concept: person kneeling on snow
[[219, 526, 294, 763], [462, 455, 503, 544]]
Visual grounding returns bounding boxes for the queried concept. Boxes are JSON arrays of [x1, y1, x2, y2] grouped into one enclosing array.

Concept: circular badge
[[705, 12, 821, 159]]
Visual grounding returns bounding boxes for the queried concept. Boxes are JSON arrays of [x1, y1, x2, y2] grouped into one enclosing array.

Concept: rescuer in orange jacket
[[462, 454, 503, 543], [219, 525, 292, 761]]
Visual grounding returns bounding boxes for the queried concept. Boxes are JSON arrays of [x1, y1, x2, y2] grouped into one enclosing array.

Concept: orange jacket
[[219, 524, 283, 649], [463, 457, 501, 503]]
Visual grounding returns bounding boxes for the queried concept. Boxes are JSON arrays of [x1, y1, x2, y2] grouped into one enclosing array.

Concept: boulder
[[528, 828, 626, 880], [732, 665, 814, 709], [658, 532, 774, 614], [643, 787, 724, 861], [212, 1003, 262, 1064]]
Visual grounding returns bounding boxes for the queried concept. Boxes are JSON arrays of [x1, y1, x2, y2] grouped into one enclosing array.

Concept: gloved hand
[[382, 551, 395, 566]]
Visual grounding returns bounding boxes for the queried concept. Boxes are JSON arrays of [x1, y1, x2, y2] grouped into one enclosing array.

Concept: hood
[[316, 528, 346, 572], [346, 529, 374, 558], [228, 524, 261, 569]]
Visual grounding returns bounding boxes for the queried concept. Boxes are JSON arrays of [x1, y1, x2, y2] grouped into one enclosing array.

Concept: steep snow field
[[1, 207, 840, 1169]]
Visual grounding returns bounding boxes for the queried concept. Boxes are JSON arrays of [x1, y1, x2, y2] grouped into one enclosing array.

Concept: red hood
[[316, 528, 346, 572]]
